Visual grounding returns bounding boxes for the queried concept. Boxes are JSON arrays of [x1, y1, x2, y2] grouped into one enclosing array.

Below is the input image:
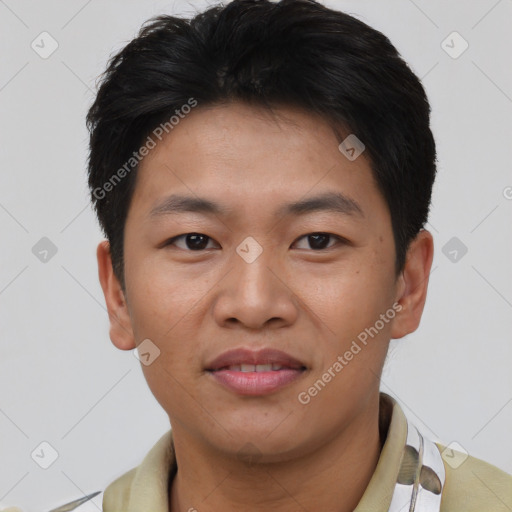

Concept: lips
[[205, 348, 306, 372], [206, 348, 307, 396]]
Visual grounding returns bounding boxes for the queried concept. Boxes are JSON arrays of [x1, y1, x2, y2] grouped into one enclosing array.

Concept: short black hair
[[86, 0, 436, 292]]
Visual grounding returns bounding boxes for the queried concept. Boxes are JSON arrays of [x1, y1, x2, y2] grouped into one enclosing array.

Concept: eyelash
[[163, 232, 347, 251]]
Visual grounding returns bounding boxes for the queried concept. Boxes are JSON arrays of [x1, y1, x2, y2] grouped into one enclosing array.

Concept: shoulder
[[101, 467, 138, 511], [436, 442, 512, 511]]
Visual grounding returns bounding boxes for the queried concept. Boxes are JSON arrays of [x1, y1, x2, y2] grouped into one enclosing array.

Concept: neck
[[169, 393, 384, 512]]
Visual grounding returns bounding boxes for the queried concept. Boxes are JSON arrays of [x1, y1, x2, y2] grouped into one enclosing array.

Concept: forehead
[[127, 101, 387, 225]]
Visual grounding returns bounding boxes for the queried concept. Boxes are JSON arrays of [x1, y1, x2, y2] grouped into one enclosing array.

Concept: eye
[[164, 233, 219, 251], [293, 232, 346, 250], [163, 232, 347, 252]]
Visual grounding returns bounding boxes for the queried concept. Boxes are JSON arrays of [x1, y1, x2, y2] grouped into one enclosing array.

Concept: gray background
[[1, 0, 511, 510]]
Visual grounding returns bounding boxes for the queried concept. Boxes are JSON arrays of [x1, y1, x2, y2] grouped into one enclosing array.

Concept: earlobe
[[96, 240, 136, 351], [391, 230, 434, 340]]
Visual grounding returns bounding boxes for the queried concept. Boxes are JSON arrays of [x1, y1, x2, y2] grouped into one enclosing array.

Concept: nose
[[212, 240, 299, 330]]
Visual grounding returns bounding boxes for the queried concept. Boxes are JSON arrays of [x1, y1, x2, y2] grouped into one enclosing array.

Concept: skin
[[97, 101, 434, 512]]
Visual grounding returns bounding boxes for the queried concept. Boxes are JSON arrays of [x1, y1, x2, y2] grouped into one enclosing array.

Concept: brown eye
[[293, 232, 344, 250], [165, 233, 218, 251]]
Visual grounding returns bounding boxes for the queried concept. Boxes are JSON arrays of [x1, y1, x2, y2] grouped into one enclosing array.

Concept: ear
[[96, 240, 136, 350], [391, 229, 434, 339]]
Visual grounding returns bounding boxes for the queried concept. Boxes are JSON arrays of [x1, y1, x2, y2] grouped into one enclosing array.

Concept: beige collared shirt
[[101, 392, 512, 511], [18, 392, 508, 512]]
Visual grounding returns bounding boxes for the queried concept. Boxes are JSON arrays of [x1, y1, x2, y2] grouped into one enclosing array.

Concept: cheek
[[127, 257, 208, 339], [305, 258, 396, 348], [127, 260, 215, 396]]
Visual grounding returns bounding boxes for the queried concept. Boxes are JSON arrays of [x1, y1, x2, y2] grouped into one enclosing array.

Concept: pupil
[[187, 234, 208, 250], [310, 233, 329, 250]]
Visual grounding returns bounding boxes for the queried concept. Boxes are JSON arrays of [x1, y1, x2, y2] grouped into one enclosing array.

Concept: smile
[[205, 348, 308, 396]]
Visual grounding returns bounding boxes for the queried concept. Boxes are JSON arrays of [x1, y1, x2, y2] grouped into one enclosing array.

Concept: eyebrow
[[148, 192, 364, 220]]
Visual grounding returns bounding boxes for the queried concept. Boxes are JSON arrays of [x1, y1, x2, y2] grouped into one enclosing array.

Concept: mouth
[[205, 348, 307, 396]]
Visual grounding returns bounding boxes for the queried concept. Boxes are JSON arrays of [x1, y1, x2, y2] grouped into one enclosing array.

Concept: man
[[5, 0, 510, 510]]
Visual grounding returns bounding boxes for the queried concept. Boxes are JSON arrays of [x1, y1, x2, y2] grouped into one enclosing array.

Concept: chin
[[223, 436, 305, 465], [210, 420, 306, 461]]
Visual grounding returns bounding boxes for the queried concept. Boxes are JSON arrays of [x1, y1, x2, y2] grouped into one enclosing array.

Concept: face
[[99, 101, 426, 462]]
